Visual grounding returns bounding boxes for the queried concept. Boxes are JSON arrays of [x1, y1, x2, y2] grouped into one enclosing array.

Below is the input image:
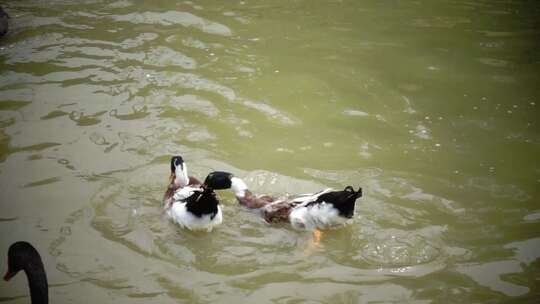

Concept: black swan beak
[[3, 269, 14, 281]]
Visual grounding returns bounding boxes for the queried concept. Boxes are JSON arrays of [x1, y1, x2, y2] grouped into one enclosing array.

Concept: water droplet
[[425, 116, 430, 120], [454, 170, 459, 174], [275, 70, 279, 73], [473, 106, 478, 110], [513, 105, 518, 108], [435, 143, 441, 147], [507, 110, 513, 114], [531, 102, 536, 106]]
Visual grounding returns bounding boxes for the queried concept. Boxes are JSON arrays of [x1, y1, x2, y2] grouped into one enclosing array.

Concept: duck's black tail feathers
[[314, 185, 363, 218], [344, 186, 362, 199], [185, 187, 220, 219]]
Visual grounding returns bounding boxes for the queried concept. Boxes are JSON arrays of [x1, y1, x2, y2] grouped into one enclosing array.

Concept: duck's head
[[318, 186, 362, 219], [170, 156, 189, 188], [203, 171, 233, 190], [203, 171, 248, 197], [4, 241, 43, 281]]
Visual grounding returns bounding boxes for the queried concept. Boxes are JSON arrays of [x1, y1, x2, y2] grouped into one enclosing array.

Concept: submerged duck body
[[163, 156, 224, 232]]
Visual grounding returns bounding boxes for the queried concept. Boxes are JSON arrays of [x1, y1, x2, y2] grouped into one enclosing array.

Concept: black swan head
[[4, 241, 48, 304]]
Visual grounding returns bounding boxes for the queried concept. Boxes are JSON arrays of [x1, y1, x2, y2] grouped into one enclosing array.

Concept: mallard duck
[[206, 171, 363, 230], [4, 241, 48, 304], [163, 157, 231, 232]]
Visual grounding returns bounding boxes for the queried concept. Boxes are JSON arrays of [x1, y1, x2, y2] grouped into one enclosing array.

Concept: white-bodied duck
[[206, 171, 363, 230], [163, 156, 231, 232]]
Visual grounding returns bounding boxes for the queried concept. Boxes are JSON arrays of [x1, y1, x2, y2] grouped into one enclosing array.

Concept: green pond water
[[0, 0, 539, 303]]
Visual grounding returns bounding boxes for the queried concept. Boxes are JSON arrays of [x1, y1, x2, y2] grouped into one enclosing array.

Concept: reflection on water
[[0, 0, 539, 303]]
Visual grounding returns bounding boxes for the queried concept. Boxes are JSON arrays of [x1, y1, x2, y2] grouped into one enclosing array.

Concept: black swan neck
[[25, 262, 48, 304]]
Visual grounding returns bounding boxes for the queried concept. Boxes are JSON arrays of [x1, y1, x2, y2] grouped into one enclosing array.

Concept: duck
[[0, 6, 9, 38], [4, 241, 48, 304], [163, 156, 232, 232], [207, 171, 363, 230]]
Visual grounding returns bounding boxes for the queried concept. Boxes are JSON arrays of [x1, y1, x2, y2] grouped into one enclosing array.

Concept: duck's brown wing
[[188, 176, 201, 186], [163, 186, 175, 208], [262, 200, 295, 223]]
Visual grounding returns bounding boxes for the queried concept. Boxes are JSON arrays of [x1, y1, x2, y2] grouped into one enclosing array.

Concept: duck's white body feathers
[[289, 202, 348, 230], [167, 203, 222, 232], [288, 188, 349, 230], [166, 186, 223, 232], [259, 188, 350, 230]]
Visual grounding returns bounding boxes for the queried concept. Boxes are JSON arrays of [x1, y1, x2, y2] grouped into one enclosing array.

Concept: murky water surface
[[0, 1, 539, 302]]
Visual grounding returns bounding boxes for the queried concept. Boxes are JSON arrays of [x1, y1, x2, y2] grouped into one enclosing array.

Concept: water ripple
[[111, 11, 232, 36]]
